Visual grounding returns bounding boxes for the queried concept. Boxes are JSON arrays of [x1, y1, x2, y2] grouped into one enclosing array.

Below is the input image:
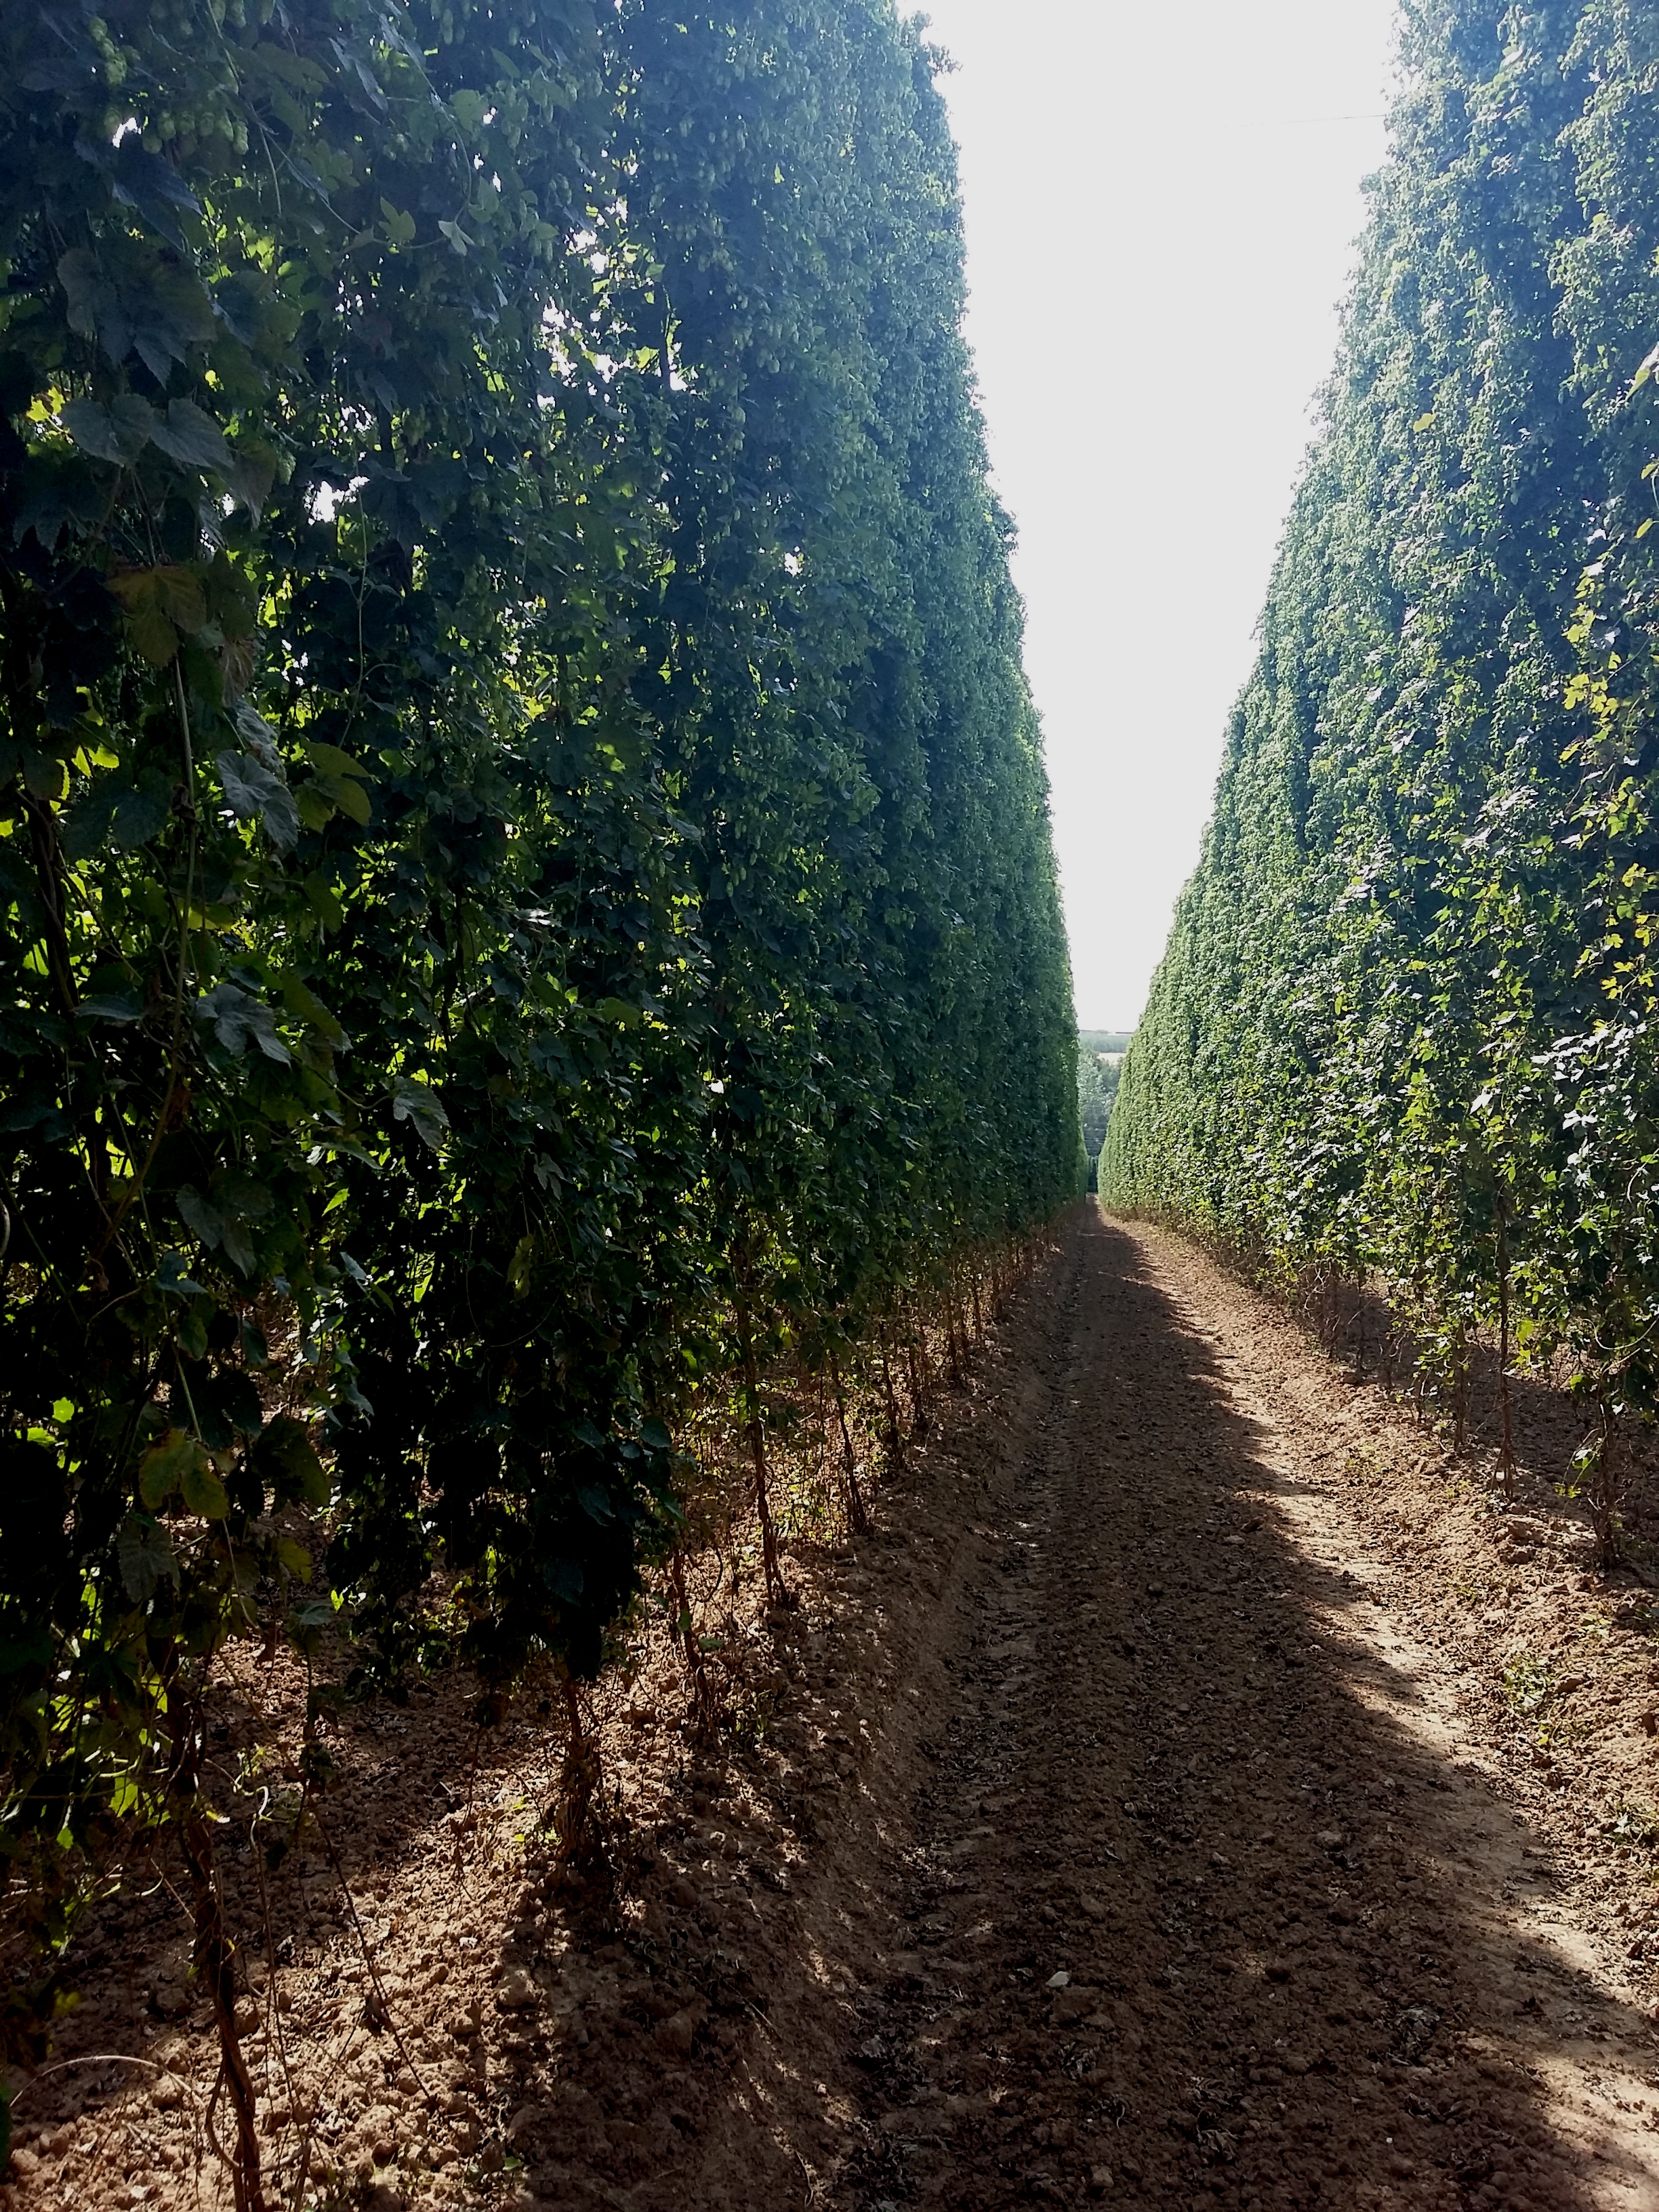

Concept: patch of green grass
[[1603, 1799, 1659, 1855], [1534, 1715, 1586, 1754], [1502, 1651, 1557, 1717]]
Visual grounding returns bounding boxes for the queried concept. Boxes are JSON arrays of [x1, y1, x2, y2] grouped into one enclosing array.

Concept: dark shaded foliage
[[0, 0, 1078, 2070]]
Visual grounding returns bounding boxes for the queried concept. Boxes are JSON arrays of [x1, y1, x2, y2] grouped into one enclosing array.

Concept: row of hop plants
[[0, 1226, 1048, 2208], [1101, 0, 1659, 1567], [589, 1229, 1043, 1812], [0, 0, 1080, 2196]]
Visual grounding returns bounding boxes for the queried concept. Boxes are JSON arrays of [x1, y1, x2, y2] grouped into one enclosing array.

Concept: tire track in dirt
[[790, 1208, 1659, 2211]]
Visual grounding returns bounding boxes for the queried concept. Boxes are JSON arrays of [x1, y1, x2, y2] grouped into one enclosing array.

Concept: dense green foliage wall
[[1103, 0, 1659, 1513], [0, 0, 1076, 2032]]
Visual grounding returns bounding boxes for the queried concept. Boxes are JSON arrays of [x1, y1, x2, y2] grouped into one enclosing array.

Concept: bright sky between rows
[[919, 0, 1399, 1030]]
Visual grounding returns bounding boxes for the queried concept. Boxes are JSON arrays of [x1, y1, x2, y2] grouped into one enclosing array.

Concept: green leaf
[[20, 747, 68, 801], [138, 1427, 205, 1509], [301, 743, 373, 824], [300, 743, 369, 779], [279, 972, 346, 1047], [194, 980, 291, 1064], [253, 1416, 330, 1509], [60, 393, 156, 466], [180, 1457, 230, 1521], [60, 773, 173, 861], [216, 750, 300, 852], [148, 398, 231, 473], [117, 1513, 180, 1602], [276, 1536, 313, 1580], [219, 1174, 272, 1219], [176, 1184, 224, 1250], [220, 1216, 257, 1275], [155, 1252, 207, 1299], [110, 780, 173, 848], [107, 565, 207, 664], [75, 990, 142, 1025], [295, 781, 335, 831], [126, 602, 177, 665], [223, 439, 279, 521], [392, 1073, 449, 1149], [286, 1599, 336, 1659], [317, 771, 372, 825]]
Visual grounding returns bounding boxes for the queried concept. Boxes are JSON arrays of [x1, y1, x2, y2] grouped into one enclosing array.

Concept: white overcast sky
[[918, 0, 1401, 1029]]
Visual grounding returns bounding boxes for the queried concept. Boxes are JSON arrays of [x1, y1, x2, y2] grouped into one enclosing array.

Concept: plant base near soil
[[9, 1205, 1659, 2210]]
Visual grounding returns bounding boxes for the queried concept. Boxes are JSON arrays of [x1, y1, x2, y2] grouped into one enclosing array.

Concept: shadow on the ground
[[819, 1208, 1650, 2211]]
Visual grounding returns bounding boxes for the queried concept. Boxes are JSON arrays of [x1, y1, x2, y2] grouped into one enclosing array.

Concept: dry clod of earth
[[8, 1206, 1659, 2209]]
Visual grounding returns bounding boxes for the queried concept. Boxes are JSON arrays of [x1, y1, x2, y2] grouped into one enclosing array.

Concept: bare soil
[[9, 1204, 1659, 2211]]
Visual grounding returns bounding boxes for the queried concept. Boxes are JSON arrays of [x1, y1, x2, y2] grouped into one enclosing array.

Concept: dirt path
[[13, 1206, 1659, 2211], [697, 1207, 1659, 2211]]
